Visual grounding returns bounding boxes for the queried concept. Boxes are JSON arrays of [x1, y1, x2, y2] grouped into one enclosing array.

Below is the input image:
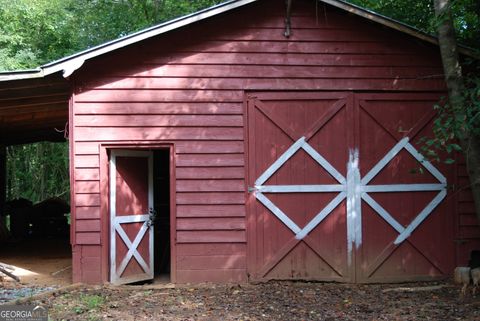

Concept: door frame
[[99, 143, 176, 283]]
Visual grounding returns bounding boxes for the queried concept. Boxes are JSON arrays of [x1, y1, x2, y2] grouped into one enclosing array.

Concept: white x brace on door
[[110, 150, 154, 285], [253, 136, 447, 263]]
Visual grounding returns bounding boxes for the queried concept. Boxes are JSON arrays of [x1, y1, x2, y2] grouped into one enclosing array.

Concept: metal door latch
[[148, 208, 157, 227]]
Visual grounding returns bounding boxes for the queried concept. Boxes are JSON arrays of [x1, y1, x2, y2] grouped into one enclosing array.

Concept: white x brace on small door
[[110, 150, 154, 285], [253, 136, 447, 261]]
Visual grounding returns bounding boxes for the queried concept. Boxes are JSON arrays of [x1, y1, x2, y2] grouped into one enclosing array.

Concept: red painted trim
[[245, 94, 257, 280], [242, 92, 250, 280], [252, 92, 351, 101], [99, 142, 175, 283], [453, 152, 460, 265], [169, 144, 177, 283], [350, 92, 442, 100], [99, 145, 109, 282]]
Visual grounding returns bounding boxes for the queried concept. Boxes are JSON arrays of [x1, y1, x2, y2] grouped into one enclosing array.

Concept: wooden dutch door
[[110, 150, 154, 285], [248, 92, 453, 283]]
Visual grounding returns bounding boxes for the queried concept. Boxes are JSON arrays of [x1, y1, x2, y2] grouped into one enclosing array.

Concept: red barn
[[0, 0, 478, 284]]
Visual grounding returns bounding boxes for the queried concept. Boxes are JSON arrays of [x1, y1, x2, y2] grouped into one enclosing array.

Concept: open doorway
[[153, 150, 171, 281], [109, 148, 171, 285]]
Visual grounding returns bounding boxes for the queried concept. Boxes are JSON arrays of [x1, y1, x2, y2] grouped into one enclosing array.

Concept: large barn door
[[247, 92, 354, 282], [110, 150, 154, 285], [248, 92, 454, 283], [355, 93, 454, 282]]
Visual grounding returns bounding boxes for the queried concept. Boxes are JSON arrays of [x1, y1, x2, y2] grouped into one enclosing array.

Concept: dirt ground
[[1, 241, 480, 320], [0, 238, 72, 286], [17, 280, 480, 321]]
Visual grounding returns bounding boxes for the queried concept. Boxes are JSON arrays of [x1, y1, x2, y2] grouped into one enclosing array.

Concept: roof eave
[[0, 69, 44, 82]]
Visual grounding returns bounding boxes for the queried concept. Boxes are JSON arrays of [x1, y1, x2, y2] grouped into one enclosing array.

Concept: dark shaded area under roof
[[0, 73, 70, 146]]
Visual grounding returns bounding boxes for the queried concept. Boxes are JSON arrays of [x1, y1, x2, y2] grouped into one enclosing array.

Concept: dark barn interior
[[153, 150, 171, 280]]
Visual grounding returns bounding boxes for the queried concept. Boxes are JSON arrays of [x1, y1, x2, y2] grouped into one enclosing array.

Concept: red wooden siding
[[455, 159, 480, 265], [70, 0, 467, 284]]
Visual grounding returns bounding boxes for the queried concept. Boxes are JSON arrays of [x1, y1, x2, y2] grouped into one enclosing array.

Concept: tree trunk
[[434, 0, 480, 223]]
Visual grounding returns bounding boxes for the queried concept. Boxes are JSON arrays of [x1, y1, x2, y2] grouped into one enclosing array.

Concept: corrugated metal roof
[[0, 0, 477, 82]]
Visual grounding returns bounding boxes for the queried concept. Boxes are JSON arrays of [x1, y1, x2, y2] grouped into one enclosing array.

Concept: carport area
[[0, 71, 71, 286]]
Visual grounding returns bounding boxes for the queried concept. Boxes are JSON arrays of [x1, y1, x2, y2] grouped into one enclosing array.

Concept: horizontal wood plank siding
[[72, 0, 451, 283], [177, 255, 246, 270], [177, 205, 245, 217], [177, 217, 245, 230], [176, 179, 244, 192], [74, 102, 243, 115], [176, 269, 247, 283], [75, 115, 243, 127], [176, 167, 245, 179], [177, 230, 246, 243], [457, 161, 479, 239], [176, 154, 244, 167], [455, 157, 479, 266], [176, 243, 246, 255]]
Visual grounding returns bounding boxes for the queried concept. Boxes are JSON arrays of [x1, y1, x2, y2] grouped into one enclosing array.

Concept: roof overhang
[[0, 73, 70, 145], [0, 69, 44, 82]]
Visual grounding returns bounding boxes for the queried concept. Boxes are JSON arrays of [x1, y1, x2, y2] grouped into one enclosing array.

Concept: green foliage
[[422, 70, 480, 161], [348, 0, 434, 32], [0, 0, 80, 70], [72, 293, 106, 315], [6, 142, 69, 204], [346, 0, 479, 50]]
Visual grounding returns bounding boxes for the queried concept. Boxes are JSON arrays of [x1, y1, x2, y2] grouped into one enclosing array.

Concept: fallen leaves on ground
[[24, 281, 480, 321]]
